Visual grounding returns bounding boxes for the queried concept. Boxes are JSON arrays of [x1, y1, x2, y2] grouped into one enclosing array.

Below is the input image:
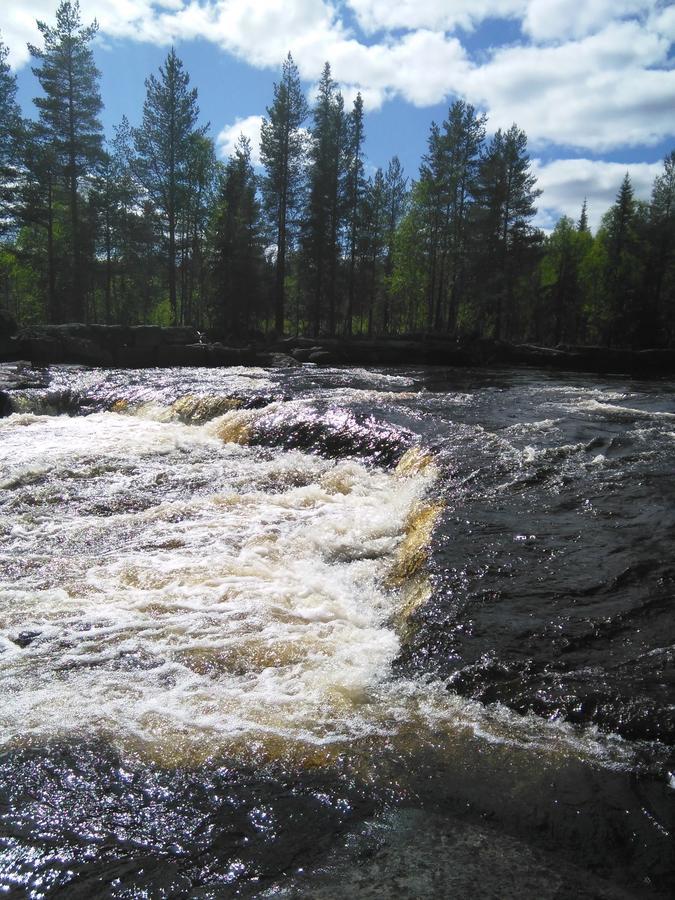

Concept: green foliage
[[0, 17, 673, 349]]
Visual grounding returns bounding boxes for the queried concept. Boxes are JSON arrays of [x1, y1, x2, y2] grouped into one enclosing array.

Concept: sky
[[2, 0, 674, 232]]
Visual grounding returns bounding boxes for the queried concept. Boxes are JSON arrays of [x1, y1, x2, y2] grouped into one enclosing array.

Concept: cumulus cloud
[[532, 158, 663, 232], [216, 114, 264, 166], [344, 0, 527, 34], [461, 20, 675, 151], [0, 1, 183, 66], [1, 1, 673, 154], [523, 0, 656, 42]]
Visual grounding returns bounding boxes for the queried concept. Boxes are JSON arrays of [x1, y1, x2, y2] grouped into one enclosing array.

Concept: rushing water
[[0, 361, 673, 898]]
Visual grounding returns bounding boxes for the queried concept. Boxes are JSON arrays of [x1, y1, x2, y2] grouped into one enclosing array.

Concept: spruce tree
[[29, 1, 103, 321], [601, 173, 642, 345], [645, 152, 675, 345], [260, 53, 308, 335], [577, 198, 589, 233], [133, 48, 207, 326]]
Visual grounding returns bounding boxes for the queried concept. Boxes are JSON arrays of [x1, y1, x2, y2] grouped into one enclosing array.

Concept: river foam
[[0, 406, 440, 762]]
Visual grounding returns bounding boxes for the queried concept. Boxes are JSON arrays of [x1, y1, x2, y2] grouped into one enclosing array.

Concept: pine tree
[[29, 1, 103, 321], [413, 102, 485, 332], [417, 120, 446, 330], [344, 92, 365, 335], [355, 169, 386, 334], [260, 53, 308, 335], [0, 33, 23, 239], [302, 63, 347, 336], [442, 101, 486, 333], [179, 133, 217, 328], [472, 124, 541, 339], [18, 123, 64, 323], [382, 157, 407, 332], [577, 199, 589, 233], [209, 136, 264, 336], [133, 48, 207, 326]]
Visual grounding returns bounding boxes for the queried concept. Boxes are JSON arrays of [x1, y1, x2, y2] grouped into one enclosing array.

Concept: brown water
[[0, 362, 673, 897]]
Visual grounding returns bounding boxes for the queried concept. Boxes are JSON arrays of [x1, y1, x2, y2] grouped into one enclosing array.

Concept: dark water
[[0, 362, 673, 897]]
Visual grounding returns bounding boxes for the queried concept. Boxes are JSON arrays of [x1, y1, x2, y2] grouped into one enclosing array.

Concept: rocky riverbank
[[2, 320, 675, 376]]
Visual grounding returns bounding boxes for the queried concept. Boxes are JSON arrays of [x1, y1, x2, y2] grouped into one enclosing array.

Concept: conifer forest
[[1, 1, 674, 349]]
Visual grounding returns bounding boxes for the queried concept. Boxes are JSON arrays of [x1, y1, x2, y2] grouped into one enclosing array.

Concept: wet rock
[[290, 347, 312, 362], [12, 631, 41, 648], [256, 352, 302, 368], [274, 336, 318, 351], [63, 336, 114, 366], [0, 390, 12, 417], [130, 325, 162, 348], [307, 350, 337, 365], [208, 343, 256, 366], [161, 326, 199, 345]]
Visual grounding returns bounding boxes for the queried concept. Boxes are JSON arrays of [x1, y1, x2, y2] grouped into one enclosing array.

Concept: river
[[0, 361, 673, 897]]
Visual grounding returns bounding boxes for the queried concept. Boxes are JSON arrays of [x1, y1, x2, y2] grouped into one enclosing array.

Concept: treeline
[[1, 1, 674, 348]]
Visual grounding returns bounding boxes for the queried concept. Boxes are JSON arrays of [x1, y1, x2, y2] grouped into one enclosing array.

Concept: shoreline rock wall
[[1, 323, 675, 376]]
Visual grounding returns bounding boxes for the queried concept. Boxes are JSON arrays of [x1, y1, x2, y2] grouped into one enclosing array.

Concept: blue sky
[[3, 1, 674, 231]]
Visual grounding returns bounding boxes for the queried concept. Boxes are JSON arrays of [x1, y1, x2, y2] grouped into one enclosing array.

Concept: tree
[[344, 92, 366, 335], [133, 47, 207, 326], [178, 133, 217, 328], [382, 156, 408, 332], [642, 152, 675, 345], [302, 62, 347, 336], [471, 125, 542, 339], [0, 32, 23, 239], [209, 136, 264, 336], [390, 181, 429, 332], [29, 1, 103, 321], [260, 53, 308, 335], [600, 173, 643, 346], [408, 102, 485, 333], [539, 215, 592, 345], [355, 168, 386, 334]]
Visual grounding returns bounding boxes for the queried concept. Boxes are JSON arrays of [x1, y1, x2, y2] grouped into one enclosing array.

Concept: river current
[[0, 362, 673, 897]]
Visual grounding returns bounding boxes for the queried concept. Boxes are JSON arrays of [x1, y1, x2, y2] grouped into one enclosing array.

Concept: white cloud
[[1, 1, 673, 154], [344, 0, 527, 34], [460, 20, 674, 151], [216, 114, 264, 166], [523, 0, 656, 42], [532, 157, 663, 232], [0, 1, 183, 66]]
